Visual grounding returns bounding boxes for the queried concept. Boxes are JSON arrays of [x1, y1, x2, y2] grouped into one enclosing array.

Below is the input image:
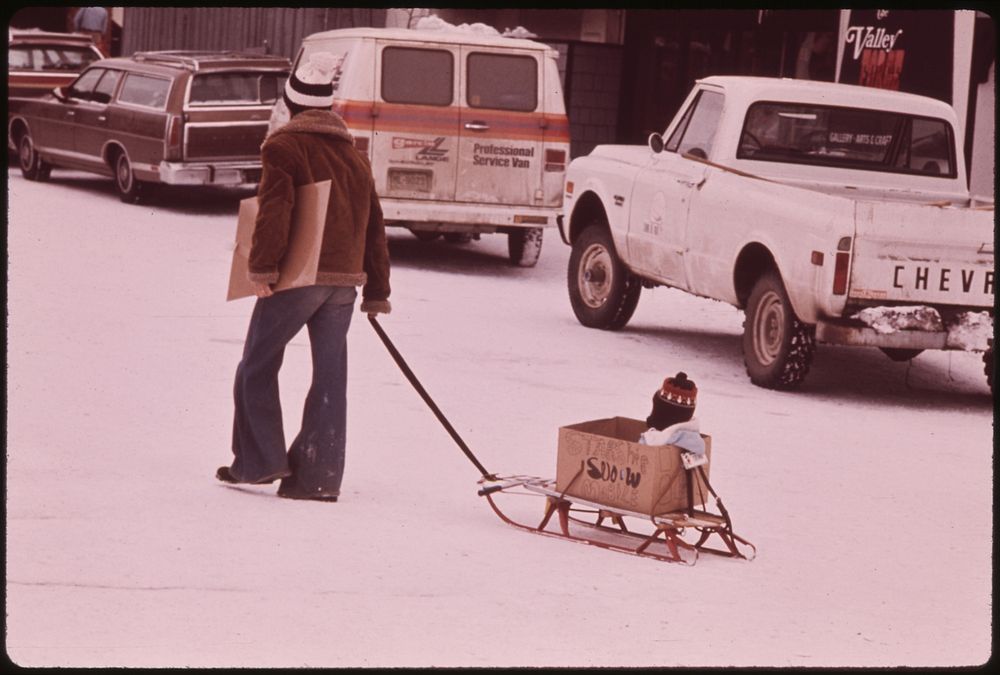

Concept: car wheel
[[742, 272, 816, 389], [567, 223, 641, 330], [879, 348, 924, 362], [114, 152, 147, 203], [508, 227, 543, 267], [18, 133, 51, 182]]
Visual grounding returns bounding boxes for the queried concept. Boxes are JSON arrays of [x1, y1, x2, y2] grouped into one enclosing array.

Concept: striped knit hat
[[284, 52, 340, 109], [645, 372, 698, 431]]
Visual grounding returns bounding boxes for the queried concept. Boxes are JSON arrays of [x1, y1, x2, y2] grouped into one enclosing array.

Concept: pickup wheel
[[742, 272, 816, 389], [113, 151, 148, 204], [18, 133, 51, 182], [508, 227, 543, 267], [985, 343, 994, 395], [568, 224, 641, 330]]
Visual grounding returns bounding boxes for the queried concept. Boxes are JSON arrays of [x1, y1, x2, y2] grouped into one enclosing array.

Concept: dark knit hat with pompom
[[645, 372, 698, 431]]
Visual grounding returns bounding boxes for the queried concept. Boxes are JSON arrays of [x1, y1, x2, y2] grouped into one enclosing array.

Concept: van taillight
[[354, 136, 369, 155], [165, 115, 182, 160], [833, 237, 852, 295], [545, 148, 566, 172]]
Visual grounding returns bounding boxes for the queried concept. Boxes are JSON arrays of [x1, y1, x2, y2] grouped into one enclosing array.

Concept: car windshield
[[737, 102, 955, 177], [188, 71, 289, 106], [9, 44, 101, 71]]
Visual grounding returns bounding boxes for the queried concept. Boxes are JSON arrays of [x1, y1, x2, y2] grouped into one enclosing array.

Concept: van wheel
[[18, 133, 51, 181], [508, 227, 543, 267], [568, 224, 641, 330], [880, 348, 923, 362], [410, 229, 441, 242], [113, 151, 147, 203], [742, 272, 815, 389]]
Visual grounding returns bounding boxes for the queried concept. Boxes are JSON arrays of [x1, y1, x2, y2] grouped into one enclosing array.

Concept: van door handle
[[464, 121, 489, 131]]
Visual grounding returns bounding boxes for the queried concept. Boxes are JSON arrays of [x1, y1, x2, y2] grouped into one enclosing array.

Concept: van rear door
[[457, 46, 543, 206], [371, 40, 459, 202]]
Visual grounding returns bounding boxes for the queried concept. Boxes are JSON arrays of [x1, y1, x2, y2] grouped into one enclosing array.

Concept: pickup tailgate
[[848, 201, 994, 308]]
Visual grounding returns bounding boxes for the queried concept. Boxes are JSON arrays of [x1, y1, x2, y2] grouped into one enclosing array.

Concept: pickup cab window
[[665, 90, 724, 159], [738, 102, 955, 177]]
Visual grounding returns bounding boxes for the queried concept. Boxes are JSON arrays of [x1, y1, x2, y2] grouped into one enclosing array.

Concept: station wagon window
[[381, 47, 453, 106], [466, 52, 537, 111], [9, 44, 101, 71], [66, 68, 105, 99], [666, 90, 724, 159], [737, 102, 955, 177], [188, 72, 289, 106], [118, 73, 171, 109], [91, 69, 121, 104]]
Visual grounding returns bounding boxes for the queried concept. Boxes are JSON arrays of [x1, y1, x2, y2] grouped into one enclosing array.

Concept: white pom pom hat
[[284, 52, 340, 109]]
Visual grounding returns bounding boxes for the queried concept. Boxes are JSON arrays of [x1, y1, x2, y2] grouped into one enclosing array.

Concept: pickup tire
[[18, 133, 51, 182], [742, 272, 815, 389], [985, 343, 994, 395], [568, 225, 641, 330], [508, 227, 543, 267]]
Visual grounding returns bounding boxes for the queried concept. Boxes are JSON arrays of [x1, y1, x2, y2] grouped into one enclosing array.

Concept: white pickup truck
[[559, 76, 994, 391]]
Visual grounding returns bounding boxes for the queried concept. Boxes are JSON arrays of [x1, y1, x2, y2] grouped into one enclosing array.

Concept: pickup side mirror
[[648, 132, 664, 154]]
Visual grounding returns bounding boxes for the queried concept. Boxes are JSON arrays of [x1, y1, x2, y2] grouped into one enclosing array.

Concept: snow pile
[[852, 305, 944, 334], [945, 311, 993, 350], [414, 15, 537, 39]]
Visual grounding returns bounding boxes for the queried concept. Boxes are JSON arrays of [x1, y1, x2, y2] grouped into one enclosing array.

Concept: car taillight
[[165, 115, 182, 161], [833, 236, 852, 296], [545, 148, 566, 172]]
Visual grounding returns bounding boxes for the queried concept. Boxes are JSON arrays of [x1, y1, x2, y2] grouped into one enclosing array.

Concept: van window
[[118, 73, 170, 109], [381, 47, 452, 106], [467, 52, 537, 112]]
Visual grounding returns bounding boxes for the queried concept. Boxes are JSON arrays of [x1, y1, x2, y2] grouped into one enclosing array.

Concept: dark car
[[8, 50, 291, 202], [8, 29, 105, 99]]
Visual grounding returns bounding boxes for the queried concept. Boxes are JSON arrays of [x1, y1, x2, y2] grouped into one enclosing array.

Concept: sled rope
[[368, 315, 496, 481]]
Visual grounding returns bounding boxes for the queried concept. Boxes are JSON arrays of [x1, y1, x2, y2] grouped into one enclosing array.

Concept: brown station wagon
[[7, 50, 291, 202], [8, 29, 105, 99]]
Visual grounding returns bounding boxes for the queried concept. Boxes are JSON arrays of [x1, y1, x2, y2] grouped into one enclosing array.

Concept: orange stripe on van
[[332, 99, 569, 143]]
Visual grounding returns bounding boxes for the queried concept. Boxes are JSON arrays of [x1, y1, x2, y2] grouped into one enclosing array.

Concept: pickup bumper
[[817, 309, 993, 352], [158, 161, 262, 186], [380, 198, 559, 229]]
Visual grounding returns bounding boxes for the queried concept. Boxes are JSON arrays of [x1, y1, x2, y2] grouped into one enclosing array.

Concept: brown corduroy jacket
[[248, 109, 391, 313]]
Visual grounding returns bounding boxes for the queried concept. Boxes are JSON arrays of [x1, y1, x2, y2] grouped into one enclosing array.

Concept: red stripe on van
[[332, 99, 569, 143]]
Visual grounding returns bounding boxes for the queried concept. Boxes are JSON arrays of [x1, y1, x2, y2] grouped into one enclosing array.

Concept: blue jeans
[[230, 285, 357, 494]]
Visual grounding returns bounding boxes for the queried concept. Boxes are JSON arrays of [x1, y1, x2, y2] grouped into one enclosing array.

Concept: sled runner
[[476, 470, 756, 565], [369, 316, 755, 565]]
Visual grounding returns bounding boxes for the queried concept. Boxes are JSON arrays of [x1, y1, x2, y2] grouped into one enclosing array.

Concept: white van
[[275, 27, 570, 266]]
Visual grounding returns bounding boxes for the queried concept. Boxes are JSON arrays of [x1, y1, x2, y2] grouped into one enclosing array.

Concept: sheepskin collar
[[269, 109, 352, 143]]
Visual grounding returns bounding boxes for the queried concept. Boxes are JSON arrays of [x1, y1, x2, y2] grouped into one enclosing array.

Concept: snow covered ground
[[5, 168, 993, 667]]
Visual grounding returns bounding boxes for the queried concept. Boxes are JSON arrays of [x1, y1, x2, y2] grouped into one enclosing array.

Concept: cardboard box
[[227, 180, 332, 301], [555, 417, 712, 516]]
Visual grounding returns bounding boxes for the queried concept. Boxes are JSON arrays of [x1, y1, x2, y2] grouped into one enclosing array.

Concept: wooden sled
[[478, 469, 756, 565]]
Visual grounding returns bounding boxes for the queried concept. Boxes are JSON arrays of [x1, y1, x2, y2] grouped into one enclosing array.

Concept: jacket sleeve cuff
[[360, 299, 391, 315], [248, 270, 279, 284]]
